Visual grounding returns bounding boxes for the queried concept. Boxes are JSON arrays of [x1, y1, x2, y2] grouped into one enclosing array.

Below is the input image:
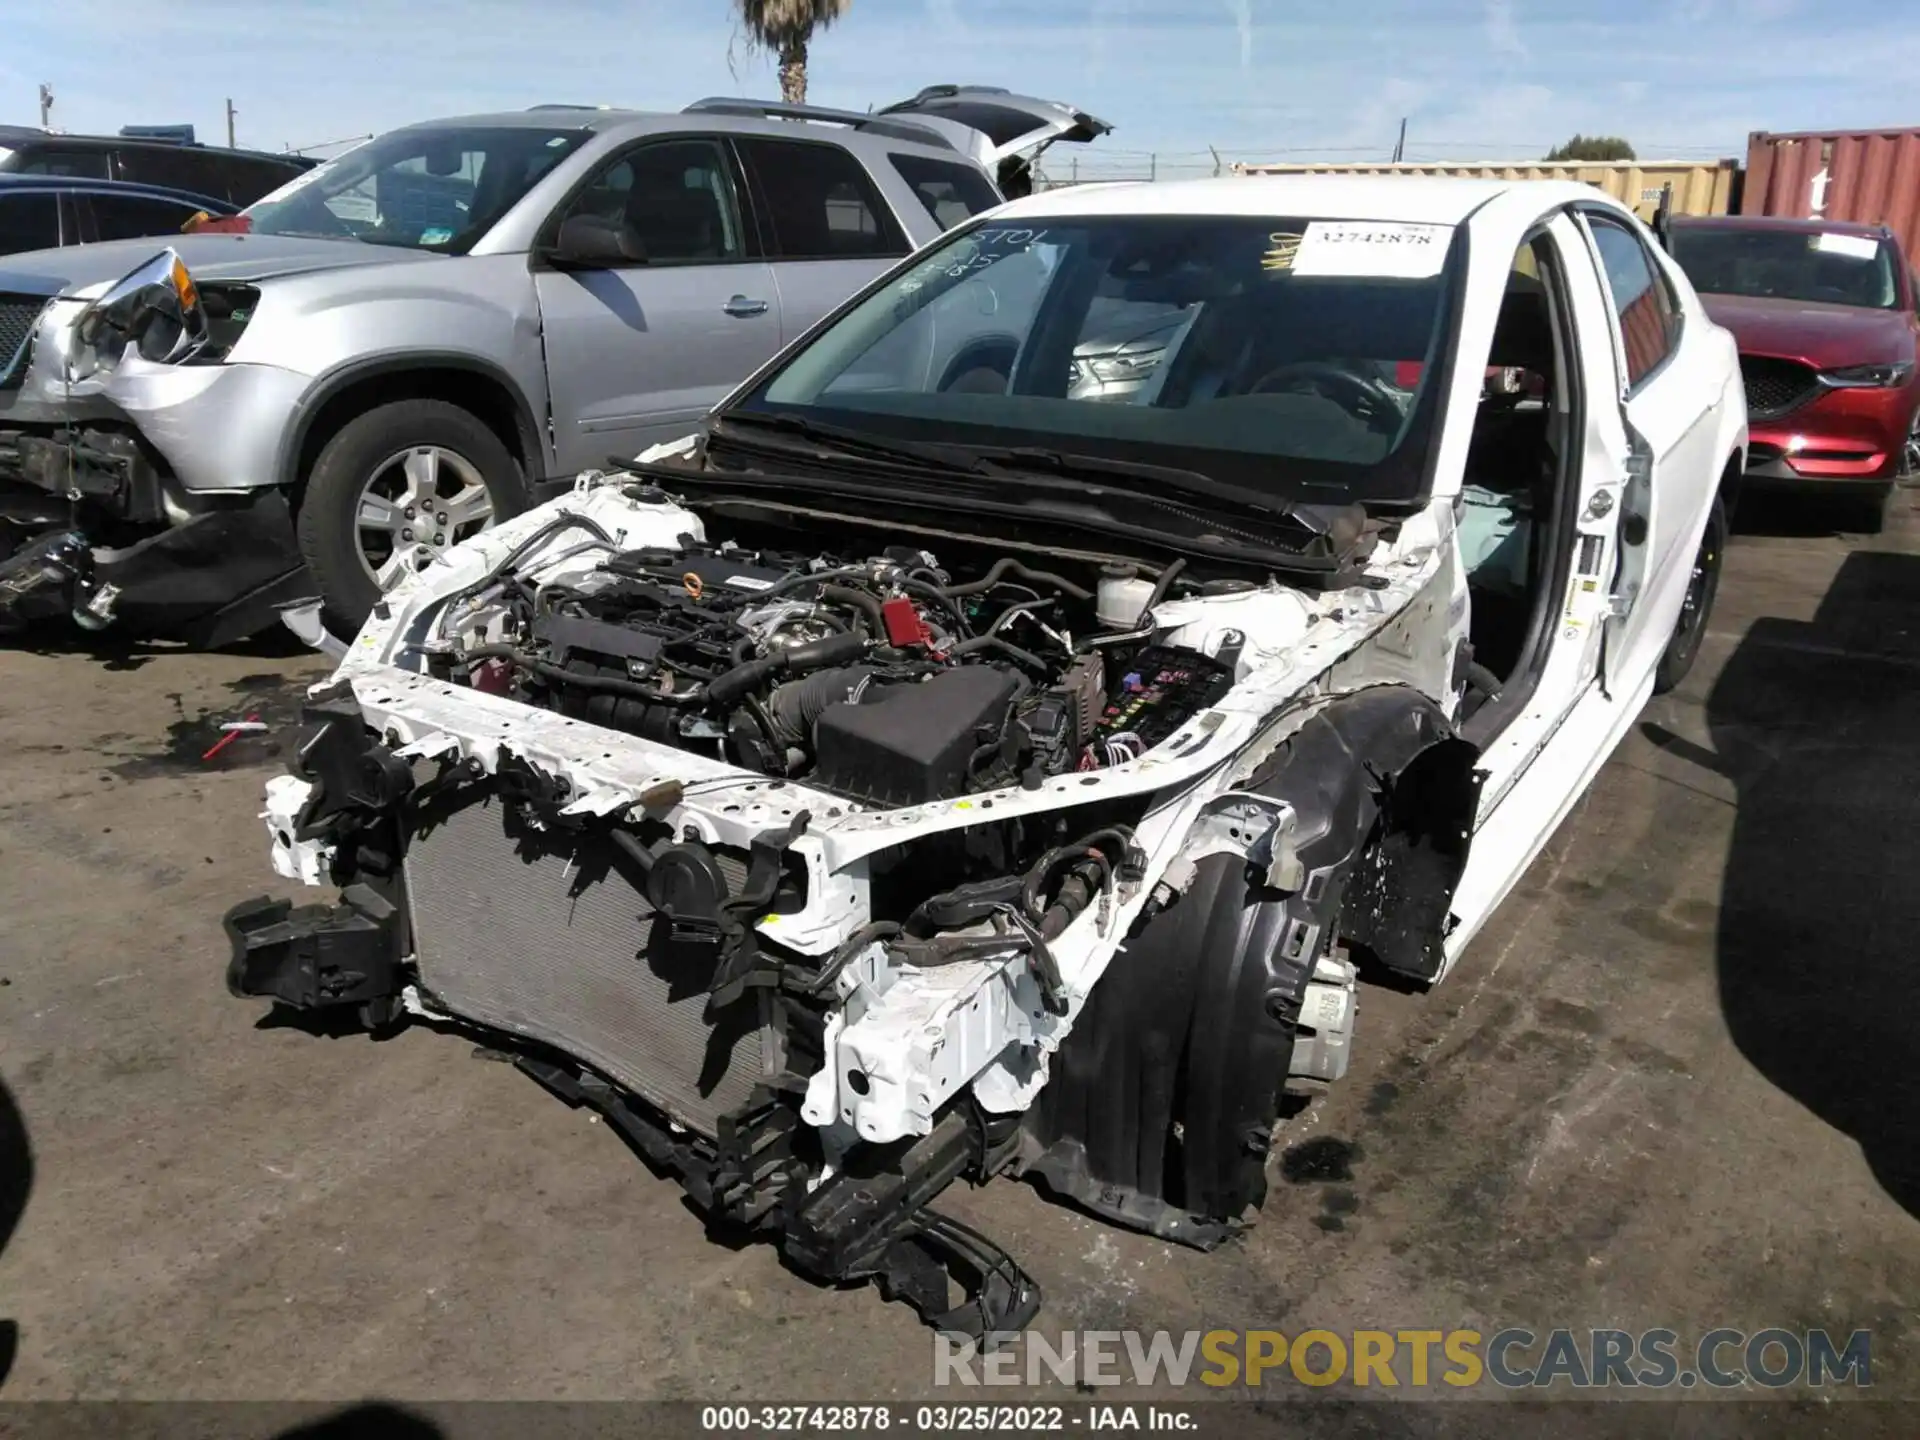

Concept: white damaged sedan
[[226, 175, 1744, 1338]]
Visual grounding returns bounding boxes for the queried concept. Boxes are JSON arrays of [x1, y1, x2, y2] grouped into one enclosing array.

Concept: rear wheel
[[295, 400, 524, 637], [1653, 495, 1726, 695]]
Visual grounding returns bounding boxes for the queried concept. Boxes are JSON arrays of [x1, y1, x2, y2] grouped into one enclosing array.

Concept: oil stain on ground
[[108, 673, 316, 780], [1280, 1136, 1363, 1185]]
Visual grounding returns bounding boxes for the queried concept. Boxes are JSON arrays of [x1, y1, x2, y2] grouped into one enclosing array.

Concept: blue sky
[[5, 0, 1917, 176]]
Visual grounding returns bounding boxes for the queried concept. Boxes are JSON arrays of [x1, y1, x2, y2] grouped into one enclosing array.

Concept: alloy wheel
[[352, 445, 494, 586]]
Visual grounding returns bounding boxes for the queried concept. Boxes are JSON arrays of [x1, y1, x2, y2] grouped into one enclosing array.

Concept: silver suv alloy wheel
[[353, 446, 496, 585]]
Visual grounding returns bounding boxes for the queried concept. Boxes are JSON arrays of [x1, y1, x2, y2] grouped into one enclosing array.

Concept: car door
[[731, 136, 914, 346], [1574, 208, 1722, 697], [533, 135, 781, 470], [1440, 210, 1670, 968]]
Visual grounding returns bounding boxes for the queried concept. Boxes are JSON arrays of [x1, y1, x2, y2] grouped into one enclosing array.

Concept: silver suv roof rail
[[680, 98, 957, 152]]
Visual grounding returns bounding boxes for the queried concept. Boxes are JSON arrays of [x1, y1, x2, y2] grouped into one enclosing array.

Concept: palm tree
[[736, 0, 850, 105]]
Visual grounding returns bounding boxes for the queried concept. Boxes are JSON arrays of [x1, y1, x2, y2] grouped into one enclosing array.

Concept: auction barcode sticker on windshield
[[1813, 232, 1880, 261], [1291, 221, 1453, 279]]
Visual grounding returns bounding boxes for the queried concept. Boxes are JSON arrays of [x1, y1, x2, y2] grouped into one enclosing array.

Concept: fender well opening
[[1339, 733, 1484, 984]]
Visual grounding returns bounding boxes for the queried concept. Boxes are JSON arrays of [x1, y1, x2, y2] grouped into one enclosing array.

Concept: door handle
[[724, 296, 769, 317]]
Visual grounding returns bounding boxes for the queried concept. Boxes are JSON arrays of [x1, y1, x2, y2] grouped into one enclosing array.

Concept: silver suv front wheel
[[354, 445, 496, 587], [296, 398, 525, 637]]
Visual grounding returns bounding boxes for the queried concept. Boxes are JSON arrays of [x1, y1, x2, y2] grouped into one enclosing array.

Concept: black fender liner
[[1012, 685, 1482, 1247]]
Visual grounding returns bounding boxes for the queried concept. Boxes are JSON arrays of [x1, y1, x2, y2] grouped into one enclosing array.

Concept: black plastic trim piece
[[1015, 686, 1481, 1243], [223, 883, 404, 1011]]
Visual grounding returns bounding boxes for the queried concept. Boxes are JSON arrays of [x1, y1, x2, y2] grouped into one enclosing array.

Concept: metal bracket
[[1177, 791, 1303, 891], [1288, 952, 1360, 1083]]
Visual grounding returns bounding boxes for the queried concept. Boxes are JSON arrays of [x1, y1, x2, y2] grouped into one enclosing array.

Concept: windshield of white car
[[1670, 225, 1901, 310], [730, 213, 1464, 505], [243, 125, 590, 254]]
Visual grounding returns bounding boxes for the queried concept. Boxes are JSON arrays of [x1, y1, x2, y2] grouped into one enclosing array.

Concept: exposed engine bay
[[228, 469, 1480, 1341], [441, 530, 1232, 809]]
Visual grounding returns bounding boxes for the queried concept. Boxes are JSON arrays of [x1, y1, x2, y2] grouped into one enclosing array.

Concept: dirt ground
[[1, 488, 1916, 1435]]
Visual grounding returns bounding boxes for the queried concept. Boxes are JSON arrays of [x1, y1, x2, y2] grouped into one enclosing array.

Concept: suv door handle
[[724, 296, 770, 317]]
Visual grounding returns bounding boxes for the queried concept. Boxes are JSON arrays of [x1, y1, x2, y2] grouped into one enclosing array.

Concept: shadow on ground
[[0, 1078, 28, 1390], [1699, 548, 1920, 1217], [272, 1403, 445, 1439], [1729, 483, 1915, 540], [4, 623, 314, 672]]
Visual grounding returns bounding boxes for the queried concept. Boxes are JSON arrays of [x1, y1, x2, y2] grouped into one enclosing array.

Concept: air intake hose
[[706, 629, 871, 706]]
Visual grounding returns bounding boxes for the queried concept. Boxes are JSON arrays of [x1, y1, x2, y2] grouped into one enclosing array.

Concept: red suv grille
[[1739, 355, 1821, 420]]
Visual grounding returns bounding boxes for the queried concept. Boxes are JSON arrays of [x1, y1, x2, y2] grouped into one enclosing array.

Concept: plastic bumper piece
[[224, 883, 403, 1012], [0, 487, 318, 644]]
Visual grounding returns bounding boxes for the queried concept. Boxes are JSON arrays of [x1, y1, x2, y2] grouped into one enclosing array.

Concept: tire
[[1898, 407, 1920, 483], [295, 399, 525, 636], [1653, 494, 1726, 695]]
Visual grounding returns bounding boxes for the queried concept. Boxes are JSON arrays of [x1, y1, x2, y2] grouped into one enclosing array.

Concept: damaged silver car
[[225, 176, 1745, 1338]]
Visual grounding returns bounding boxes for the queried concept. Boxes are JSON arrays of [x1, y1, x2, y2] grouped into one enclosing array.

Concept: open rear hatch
[[876, 84, 1112, 174]]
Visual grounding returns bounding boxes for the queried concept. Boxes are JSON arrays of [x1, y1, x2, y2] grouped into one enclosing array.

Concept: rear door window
[[86, 191, 206, 241], [0, 192, 62, 254], [888, 153, 1002, 230], [734, 138, 908, 261]]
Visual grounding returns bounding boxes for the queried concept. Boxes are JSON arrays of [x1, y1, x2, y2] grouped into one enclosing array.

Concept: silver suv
[[0, 87, 1106, 642]]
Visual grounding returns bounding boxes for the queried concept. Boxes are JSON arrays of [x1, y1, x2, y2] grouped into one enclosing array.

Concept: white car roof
[[995, 174, 1616, 229]]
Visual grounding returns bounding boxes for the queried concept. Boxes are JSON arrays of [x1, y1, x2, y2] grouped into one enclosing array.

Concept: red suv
[[1669, 215, 1920, 525]]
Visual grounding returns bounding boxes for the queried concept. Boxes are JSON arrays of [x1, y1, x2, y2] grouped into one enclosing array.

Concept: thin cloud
[[1485, 0, 1528, 58], [1226, 0, 1254, 70]]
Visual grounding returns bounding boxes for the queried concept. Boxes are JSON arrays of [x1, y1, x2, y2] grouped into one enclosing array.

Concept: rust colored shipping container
[[1743, 127, 1920, 270], [1230, 159, 1740, 222]]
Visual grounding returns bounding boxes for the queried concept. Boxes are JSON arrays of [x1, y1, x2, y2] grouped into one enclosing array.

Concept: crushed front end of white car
[[224, 457, 1482, 1337]]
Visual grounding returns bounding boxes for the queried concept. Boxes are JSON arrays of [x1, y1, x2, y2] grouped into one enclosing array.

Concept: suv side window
[[113, 145, 223, 199], [87, 191, 205, 241], [735, 138, 908, 261], [12, 146, 110, 180], [888, 153, 1002, 231], [556, 138, 746, 265], [212, 154, 306, 206], [114, 146, 298, 205], [0, 192, 62, 253], [1585, 213, 1681, 389]]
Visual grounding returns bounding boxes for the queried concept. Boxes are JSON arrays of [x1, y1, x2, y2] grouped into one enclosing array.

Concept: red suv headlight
[[1818, 361, 1914, 389]]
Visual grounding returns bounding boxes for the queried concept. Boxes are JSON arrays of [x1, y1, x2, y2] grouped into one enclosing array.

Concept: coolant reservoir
[[1097, 565, 1157, 628]]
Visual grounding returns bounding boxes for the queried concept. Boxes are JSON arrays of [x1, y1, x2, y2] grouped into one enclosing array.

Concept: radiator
[[403, 794, 769, 1135]]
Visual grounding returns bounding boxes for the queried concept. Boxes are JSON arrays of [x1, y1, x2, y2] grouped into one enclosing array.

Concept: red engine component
[[881, 596, 933, 649], [469, 657, 515, 695]]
